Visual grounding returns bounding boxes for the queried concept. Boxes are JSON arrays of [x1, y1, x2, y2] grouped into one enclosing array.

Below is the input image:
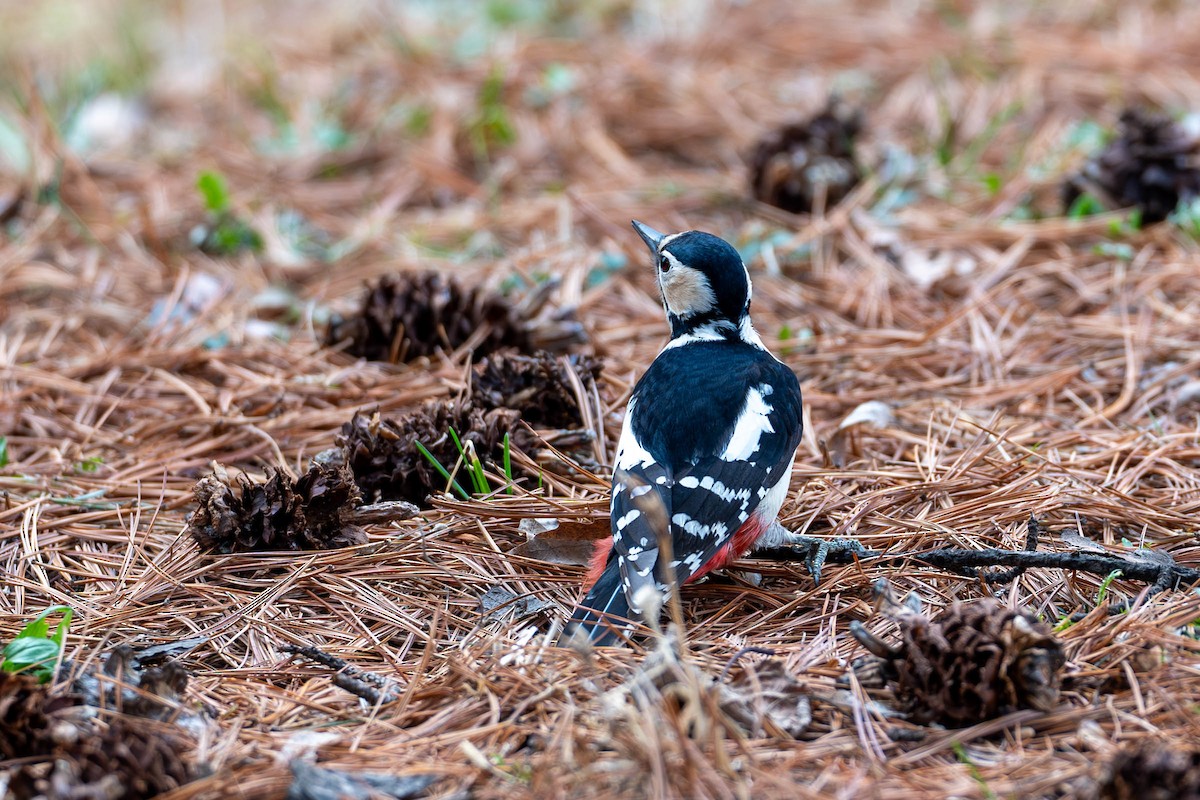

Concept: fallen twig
[[754, 517, 1200, 608], [281, 644, 402, 705]]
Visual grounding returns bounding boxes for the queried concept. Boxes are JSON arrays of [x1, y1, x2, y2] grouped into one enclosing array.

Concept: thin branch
[[281, 644, 402, 705], [754, 518, 1200, 606]]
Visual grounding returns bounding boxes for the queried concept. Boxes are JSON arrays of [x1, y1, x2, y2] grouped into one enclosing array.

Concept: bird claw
[[755, 525, 875, 585]]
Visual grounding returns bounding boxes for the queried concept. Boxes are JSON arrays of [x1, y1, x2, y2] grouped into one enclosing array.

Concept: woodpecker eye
[[659, 255, 671, 273]]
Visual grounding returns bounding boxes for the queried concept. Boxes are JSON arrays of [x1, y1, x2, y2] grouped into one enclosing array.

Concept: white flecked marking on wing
[[671, 513, 728, 540], [722, 385, 775, 461], [616, 509, 641, 530]]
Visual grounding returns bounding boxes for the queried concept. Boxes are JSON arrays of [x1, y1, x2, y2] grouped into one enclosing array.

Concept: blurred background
[[3, 0, 1198, 318]]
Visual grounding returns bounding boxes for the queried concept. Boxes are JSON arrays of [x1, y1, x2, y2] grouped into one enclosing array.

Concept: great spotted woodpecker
[[567, 221, 804, 645]]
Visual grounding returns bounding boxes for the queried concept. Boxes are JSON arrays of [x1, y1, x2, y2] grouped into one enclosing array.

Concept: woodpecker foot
[[755, 526, 877, 584]]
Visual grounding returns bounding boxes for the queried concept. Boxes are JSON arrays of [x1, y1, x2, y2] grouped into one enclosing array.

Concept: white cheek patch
[[722, 385, 776, 460], [659, 263, 716, 318]]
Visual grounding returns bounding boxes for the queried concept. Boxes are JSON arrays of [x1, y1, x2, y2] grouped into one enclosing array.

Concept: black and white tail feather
[[565, 221, 804, 646]]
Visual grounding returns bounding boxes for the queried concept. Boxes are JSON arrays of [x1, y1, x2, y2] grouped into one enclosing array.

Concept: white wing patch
[[721, 385, 776, 461], [614, 398, 655, 471]]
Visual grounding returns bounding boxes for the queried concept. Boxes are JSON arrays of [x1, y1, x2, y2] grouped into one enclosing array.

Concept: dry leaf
[[512, 517, 605, 566]]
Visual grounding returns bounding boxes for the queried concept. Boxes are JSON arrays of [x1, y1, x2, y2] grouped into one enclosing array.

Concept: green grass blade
[[414, 440, 468, 500], [449, 427, 488, 495], [502, 433, 513, 495]]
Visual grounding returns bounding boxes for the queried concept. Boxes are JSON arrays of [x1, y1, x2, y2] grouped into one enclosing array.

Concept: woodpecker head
[[631, 220, 753, 341]]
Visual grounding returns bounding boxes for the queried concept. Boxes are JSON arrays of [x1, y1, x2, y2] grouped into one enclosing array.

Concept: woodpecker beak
[[631, 220, 665, 254]]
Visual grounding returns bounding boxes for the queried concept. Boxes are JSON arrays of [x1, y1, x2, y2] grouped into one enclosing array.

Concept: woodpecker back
[[567, 221, 804, 645]]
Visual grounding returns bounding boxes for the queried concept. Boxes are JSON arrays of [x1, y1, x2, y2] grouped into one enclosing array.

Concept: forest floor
[[2, 1, 1200, 798]]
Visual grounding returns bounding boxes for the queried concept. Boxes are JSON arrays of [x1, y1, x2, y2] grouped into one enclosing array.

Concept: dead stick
[[915, 548, 1200, 588], [281, 644, 402, 705], [754, 522, 1200, 599]]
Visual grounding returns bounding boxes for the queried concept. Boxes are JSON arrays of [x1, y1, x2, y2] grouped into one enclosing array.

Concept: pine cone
[[188, 458, 366, 554], [338, 404, 529, 506], [851, 596, 1065, 726], [472, 351, 603, 430], [1095, 740, 1200, 800], [326, 272, 585, 364], [0, 671, 76, 760], [749, 99, 864, 214], [1062, 108, 1200, 223], [86, 646, 190, 721], [8, 717, 192, 800]]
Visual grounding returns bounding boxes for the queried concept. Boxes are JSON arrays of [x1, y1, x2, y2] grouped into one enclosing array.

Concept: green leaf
[[197, 171, 231, 214], [3, 638, 61, 668], [0, 436, 8, 468], [2, 605, 73, 682], [982, 172, 1001, 196]]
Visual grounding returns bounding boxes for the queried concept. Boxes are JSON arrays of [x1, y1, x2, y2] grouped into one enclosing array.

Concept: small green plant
[[951, 741, 997, 800], [778, 324, 794, 357], [1107, 208, 1142, 237], [191, 171, 263, 256], [1093, 242, 1134, 261], [467, 69, 517, 163], [2, 605, 74, 683], [0, 435, 8, 468], [1067, 192, 1104, 219], [1169, 197, 1200, 238], [489, 753, 533, 784], [404, 104, 433, 138], [197, 170, 231, 214], [1096, 569, 1123, 605], [448, 428, 491, 496], [77, 455, 104, 474]]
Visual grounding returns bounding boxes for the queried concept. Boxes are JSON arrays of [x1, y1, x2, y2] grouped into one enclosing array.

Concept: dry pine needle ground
[[3, 1, 1200, 798]]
